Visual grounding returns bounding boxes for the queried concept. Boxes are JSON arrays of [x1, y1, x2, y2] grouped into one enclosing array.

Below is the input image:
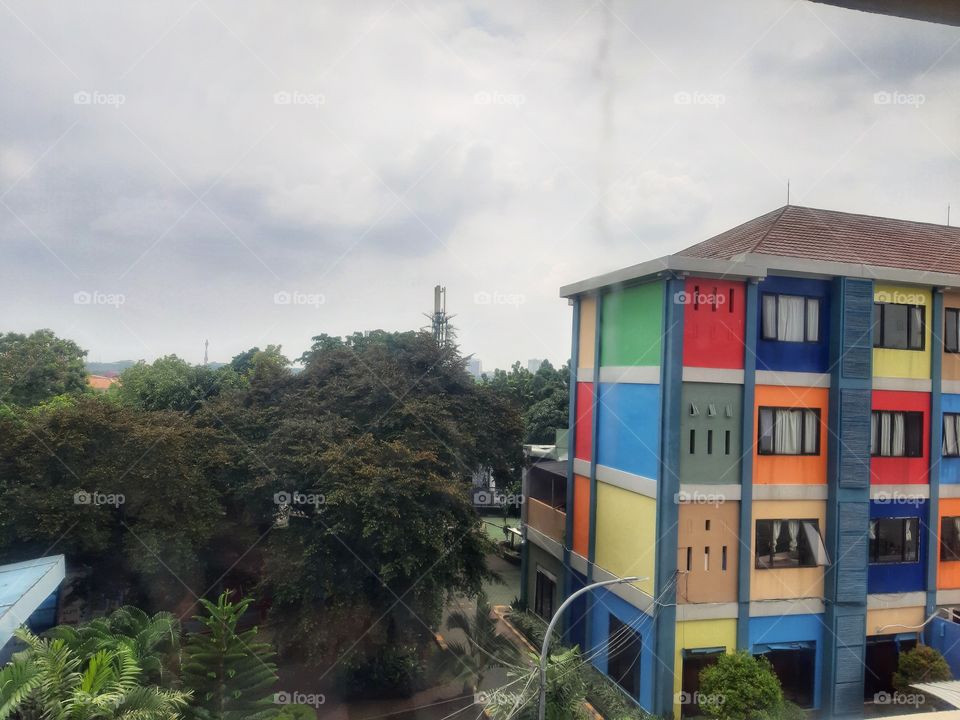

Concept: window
[[873, 302, 924, 350], [943, 414, 960, 457], [871, 411, 923, 457], [761, 294, 820, 342], [608, 616, 642, 698], [534, 569, 555, 619], [946, 308, 960, 353], [941, 517, 960, 562], [758, 407, 820, 455], [755, 519, 829, 569], [869, 518, 918, 564]]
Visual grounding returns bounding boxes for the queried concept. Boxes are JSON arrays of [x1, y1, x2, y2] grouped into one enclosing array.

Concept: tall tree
[[181, 592, 278, 720], [0, 329, 87, 407], [115, 356, 243, 412]]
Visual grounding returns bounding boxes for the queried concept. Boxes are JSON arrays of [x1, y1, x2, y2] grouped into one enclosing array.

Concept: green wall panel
[[679, 382, 743, 484], [600, 282, 664, 367]]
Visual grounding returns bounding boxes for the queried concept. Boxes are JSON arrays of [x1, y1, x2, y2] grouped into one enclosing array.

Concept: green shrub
[[893, 644, 952, 705], [276, 705, 318, 720], [337, 643, 426, 700], [698, 651, 783, 720]]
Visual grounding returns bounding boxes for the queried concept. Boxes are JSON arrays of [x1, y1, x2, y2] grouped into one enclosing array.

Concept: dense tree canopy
[[114, 355, 245, 412], [482, 360, 569, 444], [0, 329, 87, 407]]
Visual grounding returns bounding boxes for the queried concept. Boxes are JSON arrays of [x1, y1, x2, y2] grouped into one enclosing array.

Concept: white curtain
[[806, 298, 820, 341], [880, 412, 892, 456], [909, 306, 923, 348], [892, 413, 906, 457], [775, 409, 801, 454], [803, 521, 830, 566], [954, 518, 960, 537], [869, 520, 877, 540], [945, 415, 960, 457], [778, 295, 805, 342], [871, 413, 878, 455], [803, 410, 818, 454], [788, 520, 800, 552], [772, 520, 782, 554], [762, 296, 777, 338], [905, 519, 913, 543]]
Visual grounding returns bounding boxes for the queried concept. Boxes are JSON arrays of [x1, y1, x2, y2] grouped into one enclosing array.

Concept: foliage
[[0, 627, 189, 720], [337, 643, 426, 700], [0, 329, 88, 407], [893, 644, 952, 701], [181, 592, 278, 720], [435, 593, 520, 693], [485, 648, 587, 720], [229, 345, 290, 380], [274, 706, 316, 720], [0, 396, 224, 610], [115, 355, 244, 412], [698, 651, 783, 720], [482, 360, 569, 445]]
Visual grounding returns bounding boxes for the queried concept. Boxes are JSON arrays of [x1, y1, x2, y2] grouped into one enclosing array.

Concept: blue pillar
[[561, 298, 581, 640], [737, 280, 759, 649], [652, 277, 684, 717], [926, 289, 944, 637]]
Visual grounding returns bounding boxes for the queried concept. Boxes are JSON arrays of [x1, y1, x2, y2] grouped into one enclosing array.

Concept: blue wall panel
[[566, 570, 589, 652], [596, 383, 661, 479], [941, 394, 960, 484], [749, 614, 825, 710], [930, 618, 960, 676], [756, 276, 832, 373], [587, 587, 656, 712], [868, 500, 927, 593]]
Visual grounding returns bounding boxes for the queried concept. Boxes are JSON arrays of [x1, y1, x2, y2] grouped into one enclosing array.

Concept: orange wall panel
[[753, 386, 829, 485], [572, 474, 590, 557], [939, 498, 960, 589], [944, 291, 960, 381]]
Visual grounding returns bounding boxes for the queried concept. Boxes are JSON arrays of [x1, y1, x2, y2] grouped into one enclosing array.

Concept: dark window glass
[[608, 615, 642, 699], [757, 407, 820, 456], [874, 302, 925, 350], [871, 411, 924, 457], [755, 519, 827, 569], [869, 517, 919, 564], [534, 570, 555, 619], [941, 517, 960, 562], [946, 308, 960, 353]]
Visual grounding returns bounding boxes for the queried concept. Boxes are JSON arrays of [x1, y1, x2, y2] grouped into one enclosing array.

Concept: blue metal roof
[[0, 556, 65, 648]]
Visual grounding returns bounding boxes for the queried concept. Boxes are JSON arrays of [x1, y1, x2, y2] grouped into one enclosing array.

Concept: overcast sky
[[1, 1, 958, 370]]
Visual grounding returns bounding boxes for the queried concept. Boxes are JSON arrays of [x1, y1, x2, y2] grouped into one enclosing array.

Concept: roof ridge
[[748, 204, 790, 253], [782, 204, 958, 232]]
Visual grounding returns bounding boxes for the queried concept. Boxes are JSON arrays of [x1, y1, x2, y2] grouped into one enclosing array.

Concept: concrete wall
[[753, 385, 829, 486], [751, 499, 827, 600], [677, 501, 740, 604], [594, 481, 656, 597], [873, 284, 932, 380], [600, 281, 663, 367], [680, 382, 743, 484]]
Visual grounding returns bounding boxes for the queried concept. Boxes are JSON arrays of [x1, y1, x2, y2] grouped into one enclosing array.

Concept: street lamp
[[537, 575, 648, 720]]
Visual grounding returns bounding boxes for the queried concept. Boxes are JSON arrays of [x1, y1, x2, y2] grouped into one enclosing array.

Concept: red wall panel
[[682, 278, 746, 369], [574, 382, 594, 461], [871, 390, 930, 485]]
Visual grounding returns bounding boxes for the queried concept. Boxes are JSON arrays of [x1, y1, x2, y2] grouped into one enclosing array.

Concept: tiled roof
[[677, 205, 960, 274]]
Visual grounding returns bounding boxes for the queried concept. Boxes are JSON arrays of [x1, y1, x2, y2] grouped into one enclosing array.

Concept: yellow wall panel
[[873, 284, 932, 380], [750, 500, 827, 601], [673, 619, 737, 716], [578, 295, 597, 370], [865, 606, 925, 636], [594, 481, 656, 596]]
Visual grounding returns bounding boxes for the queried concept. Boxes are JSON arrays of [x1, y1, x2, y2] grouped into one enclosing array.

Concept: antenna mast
[[203, 339, 209, 366], [424, 285, 455, 346]]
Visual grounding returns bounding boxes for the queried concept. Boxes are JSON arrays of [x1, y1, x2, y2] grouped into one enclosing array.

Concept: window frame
[[873, 301, 925, 351], [940, 517, 960, 563], [868, 516, 919, 565], [757, 406, 821, 456], [760, 293, 821, 343], [943, 413, 960, 458], [946, 307, 960, 354], [534, 568, 556, 620], [870, 410, 924, 458], [755, 518, 826, 569]]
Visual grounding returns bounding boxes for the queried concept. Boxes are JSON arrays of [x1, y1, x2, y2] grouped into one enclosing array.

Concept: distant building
[[466, 357, 482, 379], [527, 358, 544, 373]]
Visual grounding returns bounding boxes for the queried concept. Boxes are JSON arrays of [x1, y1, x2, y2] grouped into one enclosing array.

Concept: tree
[[181, 592, 278, 720], [115, 356, 243, 412], [0, 329, 87, 407], [893, 645, 952, 702], [698, 651, 784, 720], [438, 593, 520, 693], [482, 360, 569, 445], [485, 648, 587, 720], [0, 628, 189, 720], [229, 346, 289, 378]]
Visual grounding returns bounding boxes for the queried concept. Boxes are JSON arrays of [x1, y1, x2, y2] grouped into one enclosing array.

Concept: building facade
[[520, 205, 960, 718]]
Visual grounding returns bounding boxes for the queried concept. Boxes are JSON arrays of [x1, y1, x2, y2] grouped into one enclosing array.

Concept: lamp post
[[537, 576, 647, 720]]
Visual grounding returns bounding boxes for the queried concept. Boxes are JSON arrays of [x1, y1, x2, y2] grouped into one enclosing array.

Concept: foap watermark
[[873, 91, 925, 108], [74, 490, 125, 507], [273, 90, 325, 108], [74, 90, 126, 108], [474, 91, 525, 107], [673, 290, 726, 307], [675, 690, 726, 707], [673, 91, 725, 108], [874, 690, 925, 708], [73, 290, 125, 308], [674, 490, 726, 507], [274, 491, 325, 508], [273, 290, 325, 308], [875, 289, 925, 305], [473, 290, 525, 308], [473, 489, 524, 508], [873, 490, 924, 505], [274, 691, 325, 709], [475, 690, 523, 706]]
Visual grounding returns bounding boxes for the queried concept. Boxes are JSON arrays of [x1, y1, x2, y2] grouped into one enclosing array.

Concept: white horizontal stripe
[[755, 370, 830, 388], [943, 380, 960, 395], [873, 377, 932, 392], [591, 564, 655, 615], [677, 484, 741, 502], [752, 484, 828, 501], [941, 484, 960, 499], [870, 485, 929, 501], [525, 526, 563, 561], [596, 465, 657, 499], [682, 367, 745, 385], [867, 592, 926, 610], [569, 552, 588, 576], [749, 598, 825, 617], [936, 589, 960, 606], [572, 458, 591, 477], [598, 366, 661, 384], [675, 602, 739, 621], [576, 367, 595, 383]]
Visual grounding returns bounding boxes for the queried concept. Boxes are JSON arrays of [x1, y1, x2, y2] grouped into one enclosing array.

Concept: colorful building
[[520, 205, 960, 718]]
